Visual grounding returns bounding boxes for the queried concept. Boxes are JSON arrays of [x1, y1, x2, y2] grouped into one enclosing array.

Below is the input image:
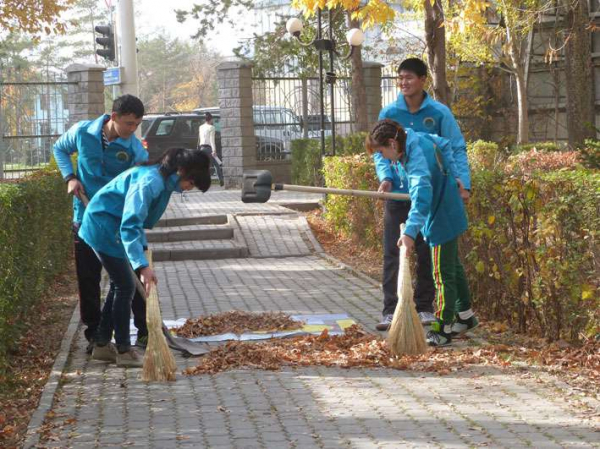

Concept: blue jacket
[[53, 114, 148, 224], [376, 92, 470, 192], [78, 166, 182, 270], [391, 129, 467, 246]]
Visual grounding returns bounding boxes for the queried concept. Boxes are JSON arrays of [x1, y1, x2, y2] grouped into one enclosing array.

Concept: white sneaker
[[116, 348, 143, 368], [418, 312, 437, 325]]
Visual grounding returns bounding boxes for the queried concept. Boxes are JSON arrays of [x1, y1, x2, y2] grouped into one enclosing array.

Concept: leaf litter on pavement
[[181, 312, 600, 403]]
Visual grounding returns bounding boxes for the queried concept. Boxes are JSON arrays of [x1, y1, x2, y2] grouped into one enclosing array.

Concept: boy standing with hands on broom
[[366, 119, 478, 346]]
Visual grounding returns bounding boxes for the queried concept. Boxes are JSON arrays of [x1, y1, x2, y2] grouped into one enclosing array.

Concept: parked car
[[141, 111, 286, 162], [305, 114, 332, 139], [193, 107, 289, 160]]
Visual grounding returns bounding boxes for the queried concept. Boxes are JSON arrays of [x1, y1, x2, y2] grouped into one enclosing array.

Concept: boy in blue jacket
[[374, 58, 470, 331], [80, 148, 211, 367], [53, 95, 149, 352], [366, 119, 478, 346]]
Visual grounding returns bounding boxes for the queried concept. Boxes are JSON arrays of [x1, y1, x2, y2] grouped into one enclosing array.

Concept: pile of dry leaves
[[183, 325, 513, 376], [175, 310, 303, 338]]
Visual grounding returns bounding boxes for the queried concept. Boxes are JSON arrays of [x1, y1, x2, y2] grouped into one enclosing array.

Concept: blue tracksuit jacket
[[379, 129, 467, 246], [78, 166, 182, 270], [53, 114, 148, 224], [376, 92, 470, 192]]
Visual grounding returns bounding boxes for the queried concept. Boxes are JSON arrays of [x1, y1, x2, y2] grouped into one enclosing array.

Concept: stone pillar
[[363, 62, 384, 130], [65, 64, 105, 128], [217, 60, 256, 189]]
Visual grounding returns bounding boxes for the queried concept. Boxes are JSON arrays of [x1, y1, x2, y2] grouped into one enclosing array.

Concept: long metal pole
[[273, 183, 410, 201], [117, 0, 139, 97], [328, 10, 336, 156], [317, 9, 325, 159]]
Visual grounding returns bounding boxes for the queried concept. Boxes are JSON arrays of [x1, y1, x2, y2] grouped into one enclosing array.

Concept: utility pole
[[116, 0, 139, 96]]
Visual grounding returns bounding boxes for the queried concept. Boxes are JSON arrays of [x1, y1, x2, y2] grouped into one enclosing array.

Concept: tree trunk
[[562, 0, 596, 147], [506, 23, 530, 144], [424, 0, 450, 105], [514, 66, 530, 144], [348, 14, 369, 133]]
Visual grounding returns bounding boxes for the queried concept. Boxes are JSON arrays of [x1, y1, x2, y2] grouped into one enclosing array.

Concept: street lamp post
[[286, 11, 364, 157]]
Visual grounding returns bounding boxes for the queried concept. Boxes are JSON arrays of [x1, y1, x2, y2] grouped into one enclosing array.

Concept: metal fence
[[381, 65, 400, 108], [252, 73, 356, 160], [0, 71, 74, 180]]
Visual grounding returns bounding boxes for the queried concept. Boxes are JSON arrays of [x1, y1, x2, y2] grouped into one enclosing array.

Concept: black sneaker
[[376, 314, 394, 331], [426, 329, 452, 347], [451, 316, 479, 336], [135, 335, 148, 348]]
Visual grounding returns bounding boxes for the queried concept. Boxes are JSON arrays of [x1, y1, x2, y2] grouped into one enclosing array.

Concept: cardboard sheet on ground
[[130, 314, 357, 343]]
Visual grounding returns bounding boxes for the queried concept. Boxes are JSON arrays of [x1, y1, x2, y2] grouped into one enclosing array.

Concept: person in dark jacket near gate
[[53, 94, 149, 352]]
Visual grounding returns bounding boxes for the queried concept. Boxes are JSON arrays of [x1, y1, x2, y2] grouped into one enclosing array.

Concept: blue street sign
[[103, 67, 121, 86]]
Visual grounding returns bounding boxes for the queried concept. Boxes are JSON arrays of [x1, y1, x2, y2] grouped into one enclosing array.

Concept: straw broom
[[387, 224, 428, 356], [142, 250, 177, 382]]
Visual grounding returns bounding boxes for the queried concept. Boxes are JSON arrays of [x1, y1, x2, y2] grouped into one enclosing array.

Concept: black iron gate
[[0, 72, 75, 180]]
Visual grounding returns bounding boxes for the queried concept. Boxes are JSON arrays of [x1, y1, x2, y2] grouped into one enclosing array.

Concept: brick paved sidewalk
[[24, 190, 599, 448]]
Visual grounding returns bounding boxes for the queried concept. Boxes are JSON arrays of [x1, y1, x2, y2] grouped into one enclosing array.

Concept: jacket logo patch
[[116, 151, 130, 162], [423, 117, 436, 129]]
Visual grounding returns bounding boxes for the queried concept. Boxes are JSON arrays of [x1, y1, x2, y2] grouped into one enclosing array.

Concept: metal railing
[[252, 73, 356, 160], [0, 71, 74, 180]]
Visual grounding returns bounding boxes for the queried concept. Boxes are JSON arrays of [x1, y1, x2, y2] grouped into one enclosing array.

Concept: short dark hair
[[112, 94, 145, 118], [205, 112, 213, 121], [397, 58, 428, 78]]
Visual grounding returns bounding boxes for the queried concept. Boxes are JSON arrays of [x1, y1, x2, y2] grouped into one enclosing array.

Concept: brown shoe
[[92, 343, 117, 362], [116, 348, 143, 368]]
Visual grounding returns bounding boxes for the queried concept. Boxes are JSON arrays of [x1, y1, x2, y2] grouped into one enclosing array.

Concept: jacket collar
[[396, 91, 434, 113], [166, 172, 183, 193]]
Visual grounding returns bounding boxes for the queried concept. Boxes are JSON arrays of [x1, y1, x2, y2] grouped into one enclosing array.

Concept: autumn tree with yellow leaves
[[0, 0, 73, 35]]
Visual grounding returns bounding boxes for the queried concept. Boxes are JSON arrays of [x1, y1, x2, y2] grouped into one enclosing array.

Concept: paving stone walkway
[[25, 188, 599, 448]]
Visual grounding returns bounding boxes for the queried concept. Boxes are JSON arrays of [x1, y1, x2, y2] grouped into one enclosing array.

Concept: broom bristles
[[142, 251, 177, 382], [387, 243, 428, 356]]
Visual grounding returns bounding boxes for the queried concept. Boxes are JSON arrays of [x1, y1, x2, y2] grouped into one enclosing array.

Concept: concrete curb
[[23, 303, 81, 449]]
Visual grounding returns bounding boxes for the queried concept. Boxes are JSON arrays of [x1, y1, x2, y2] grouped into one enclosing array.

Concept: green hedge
[[291, 133, 368, 186], [322, 153, 383, 250], [463, 168, 599, 340], [0, 169, 72, 374], [318, 140, 599, 341]]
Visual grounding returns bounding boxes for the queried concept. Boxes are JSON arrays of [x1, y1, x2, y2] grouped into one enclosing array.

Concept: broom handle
[[273, 183, 410, 201]]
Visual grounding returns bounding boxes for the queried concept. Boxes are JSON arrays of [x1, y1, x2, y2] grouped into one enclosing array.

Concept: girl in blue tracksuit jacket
[[366, 119, 478, 347], [79, 148, 211, 366]]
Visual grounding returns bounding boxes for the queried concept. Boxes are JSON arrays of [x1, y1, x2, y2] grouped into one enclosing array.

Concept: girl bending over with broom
[[366, 119, 478, 347], [79, 148, 211, 367]]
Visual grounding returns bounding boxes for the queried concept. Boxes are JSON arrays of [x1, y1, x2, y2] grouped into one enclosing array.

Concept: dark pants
[[73, 225, 147, 342], [93, 251, 138, 352], [382, 200, 435, 315], [200, 145, 224, 186]]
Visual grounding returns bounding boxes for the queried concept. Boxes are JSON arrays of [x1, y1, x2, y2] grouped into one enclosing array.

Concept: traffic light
[[95, 24, 115, 61]]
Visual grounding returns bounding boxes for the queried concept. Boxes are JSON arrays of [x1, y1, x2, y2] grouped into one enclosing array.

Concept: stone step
[[146, 224, 233, 243], [150, 239, 248, 261], [155, 215, 228, 228]]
